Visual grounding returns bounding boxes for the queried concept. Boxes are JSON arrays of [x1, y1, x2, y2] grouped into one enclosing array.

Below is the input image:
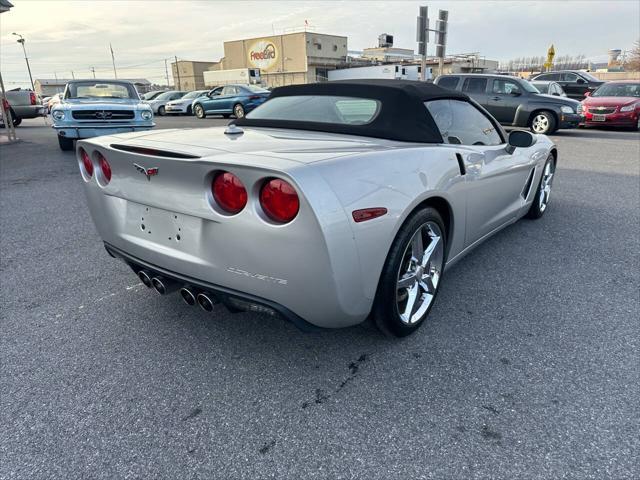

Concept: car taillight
[[249, 95, 262, 100], [212, 172, 247, 214], [260, 178, 299, 223], [96, 151, 111, 183], [30, 92, 37, 105], [79, 148, 93, 177]]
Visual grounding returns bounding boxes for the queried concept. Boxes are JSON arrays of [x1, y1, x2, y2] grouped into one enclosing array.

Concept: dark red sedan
[[580, 81, 640, 130]]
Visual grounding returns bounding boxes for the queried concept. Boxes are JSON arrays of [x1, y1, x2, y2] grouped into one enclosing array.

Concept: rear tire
[[9, 109, 22, 126], [529, 111, 556, 135], [233, 103, 245, 118], [157, 106, 166, 116], [371, 207, 446, 337], [194, 104, 206, 119], [58, 135, 74, 151], [525, 154, 556, 219]]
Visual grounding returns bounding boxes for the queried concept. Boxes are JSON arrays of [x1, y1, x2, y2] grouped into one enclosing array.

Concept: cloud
[[1, 0, 638, 87]]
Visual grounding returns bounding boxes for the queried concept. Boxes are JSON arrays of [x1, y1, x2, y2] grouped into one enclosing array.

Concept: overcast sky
[[1, 0, 638, 88]]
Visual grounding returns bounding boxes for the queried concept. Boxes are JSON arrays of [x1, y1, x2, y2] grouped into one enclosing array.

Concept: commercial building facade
[[171, 60, 220, 91], [221, 31, 348, 87]]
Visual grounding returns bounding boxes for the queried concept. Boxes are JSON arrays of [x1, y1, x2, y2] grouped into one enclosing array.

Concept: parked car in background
[[164, 90, 208, 115], [47, 93, 64, 112], [192, 84, 269, 119], [146, 91, 187, 115], [435, 74, 581, 134], [580, 81, 640, 130], [530, 70, 604, 100], [1, 88, 44, 126], [530, 81, 567, 97], [51, 79, 154, 151], [142, 90, 168, 101], [76, 80, 557, 336]]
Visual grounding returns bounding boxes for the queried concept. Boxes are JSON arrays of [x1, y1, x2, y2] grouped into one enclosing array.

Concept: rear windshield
[[66, 81, 137, 99], [182, 90, 207, 99], [247, 95, 381, 125]]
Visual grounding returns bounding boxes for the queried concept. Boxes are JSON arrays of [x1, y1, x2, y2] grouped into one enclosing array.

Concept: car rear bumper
[[104, 242, 321, 331], [54, 124, 155, 138]]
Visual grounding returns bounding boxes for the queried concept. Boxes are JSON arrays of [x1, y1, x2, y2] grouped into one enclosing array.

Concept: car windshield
[[155, 91, 183, 101], [246, 95, 381, 125], [66, 81, 137, 99], [182, 91, 206, 100], [532, 82, 549, 94], [592, 83, 640, 97], [243, 85, 270, 93], [143, 91, 164, 100], [578, 71, 600, 82], [520, 80, 540, 93]]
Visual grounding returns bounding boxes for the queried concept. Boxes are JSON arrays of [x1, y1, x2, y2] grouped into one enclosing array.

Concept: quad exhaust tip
[[180, 287, 197, 306], [138, 270, 153, 288], [151, 276, 179, 295], [196, 293, 217, 312]]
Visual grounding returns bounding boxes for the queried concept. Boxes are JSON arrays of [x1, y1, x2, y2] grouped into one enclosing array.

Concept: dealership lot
[[1, 118, 638, 478]]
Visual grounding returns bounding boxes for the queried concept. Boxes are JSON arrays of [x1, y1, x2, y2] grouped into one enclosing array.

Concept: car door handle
[[491, 96, 501, 101]]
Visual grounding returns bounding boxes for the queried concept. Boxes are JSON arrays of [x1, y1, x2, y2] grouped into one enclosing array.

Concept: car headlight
[[52, 110, 65, 120], [620, 104, 638, 112], [141, 110, 153, 120], [560, 105, 575, 114]]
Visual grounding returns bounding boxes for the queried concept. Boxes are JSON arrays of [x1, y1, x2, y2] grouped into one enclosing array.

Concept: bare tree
[[625, 39, 640, 71]]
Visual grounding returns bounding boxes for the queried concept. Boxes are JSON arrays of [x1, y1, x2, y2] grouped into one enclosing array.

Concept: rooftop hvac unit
[[378, 33, 394, 48]]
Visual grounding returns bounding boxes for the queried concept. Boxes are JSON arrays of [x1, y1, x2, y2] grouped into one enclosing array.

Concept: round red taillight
[[80, 148, 93, 177], [260, 178, 299, 223], [212, 172, 247, 214], [96, 152, 111, 184]]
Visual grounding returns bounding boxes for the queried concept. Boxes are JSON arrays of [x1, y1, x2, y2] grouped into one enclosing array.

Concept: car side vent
[[521, 168, 536, 199], [455, 153, 466, 175], [110, 144, 200, 159]]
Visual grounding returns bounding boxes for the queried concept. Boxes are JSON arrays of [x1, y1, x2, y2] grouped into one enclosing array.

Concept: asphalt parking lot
[[1, 117, 639, 479]]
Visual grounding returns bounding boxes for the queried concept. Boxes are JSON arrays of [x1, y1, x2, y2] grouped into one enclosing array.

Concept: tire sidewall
[[194, 104, 205, 119], [372, 207, 447, 337], [158, 106, 165, 116]]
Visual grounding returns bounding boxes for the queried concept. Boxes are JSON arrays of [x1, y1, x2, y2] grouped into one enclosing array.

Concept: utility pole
[[71, 70, 75, 79], [416, 6, 428, 81], [174, 56, 181, 90], [110, 43, 117, 79], [90, 67, 96, 78], [0, 71, 17, 141], [12, 33, 35, 91], [164, 59, 170, 87]]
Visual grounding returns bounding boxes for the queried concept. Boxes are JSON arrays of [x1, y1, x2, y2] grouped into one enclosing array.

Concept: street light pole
[[12, 33, 35, 91]]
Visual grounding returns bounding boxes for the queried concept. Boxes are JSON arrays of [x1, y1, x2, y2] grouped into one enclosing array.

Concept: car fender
[[514, 101, 562, 126], [309, 146, 466, 302]]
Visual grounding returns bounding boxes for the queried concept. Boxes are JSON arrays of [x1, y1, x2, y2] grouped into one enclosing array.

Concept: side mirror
[[506, 130, 536, 153], [583, 91, 591, 97], [510, 90, 522, 96]]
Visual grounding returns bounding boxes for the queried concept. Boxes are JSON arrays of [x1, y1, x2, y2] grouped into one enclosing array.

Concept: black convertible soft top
[[233, 79, 471, 143]]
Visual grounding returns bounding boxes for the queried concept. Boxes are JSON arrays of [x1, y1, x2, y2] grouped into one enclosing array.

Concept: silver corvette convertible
[[77, 80, 557, 336]]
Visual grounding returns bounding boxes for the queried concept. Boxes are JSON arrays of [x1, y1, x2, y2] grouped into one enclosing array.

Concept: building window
[[316, 43, 322, 50], [333, 45, 338, 52]]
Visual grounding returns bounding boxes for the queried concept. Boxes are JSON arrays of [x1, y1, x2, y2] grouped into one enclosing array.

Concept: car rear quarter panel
[[308, 146, 466, 302]]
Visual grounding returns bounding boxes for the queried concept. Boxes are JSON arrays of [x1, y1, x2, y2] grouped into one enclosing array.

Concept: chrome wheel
[[532, 114, 549, 133], [194, 105, 204, 119], [538, 160, 555, 212], [396, 222, 444, 325], [234, 104, 245, 118]]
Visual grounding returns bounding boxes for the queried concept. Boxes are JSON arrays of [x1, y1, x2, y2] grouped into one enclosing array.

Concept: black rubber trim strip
[[110, 144, 200, 159], [455, 153, 466, 175], [103, 242, 321, 332]]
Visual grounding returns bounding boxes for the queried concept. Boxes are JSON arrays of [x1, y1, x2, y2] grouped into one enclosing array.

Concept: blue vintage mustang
[[51, 80, 154, 151], [191, 84, 270, 119]]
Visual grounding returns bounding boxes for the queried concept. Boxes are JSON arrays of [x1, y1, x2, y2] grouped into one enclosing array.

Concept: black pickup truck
[[435, 74, 581, 134]]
